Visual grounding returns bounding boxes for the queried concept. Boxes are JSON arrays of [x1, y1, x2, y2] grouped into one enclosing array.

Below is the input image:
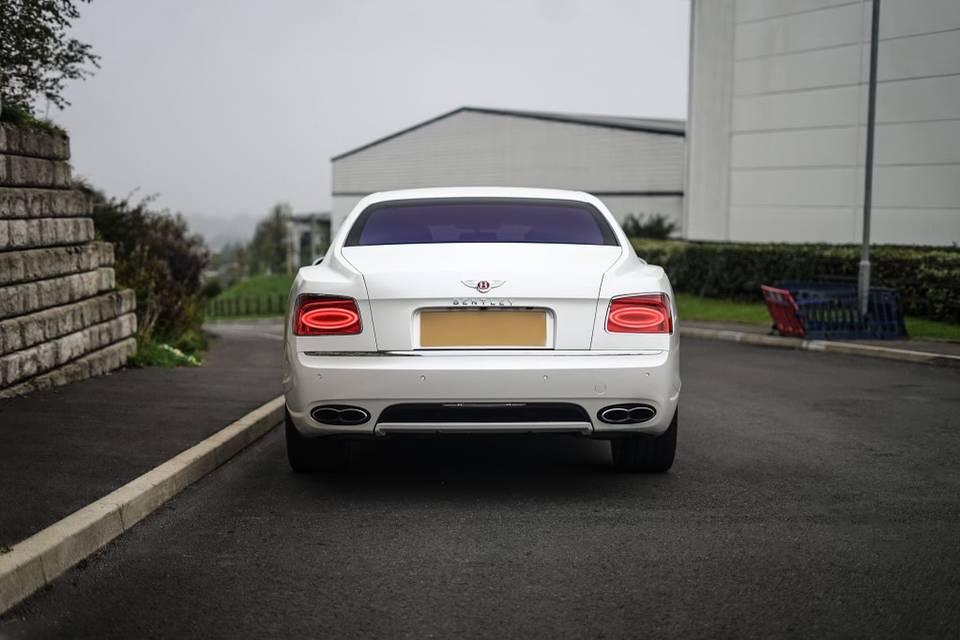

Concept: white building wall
[[684, 0, 736, 241], [687, 0, 960, 245], [331, 110, 685, 232]]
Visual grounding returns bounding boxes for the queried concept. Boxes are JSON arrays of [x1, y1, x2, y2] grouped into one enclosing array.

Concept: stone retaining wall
[[0, 122, 136, 398]]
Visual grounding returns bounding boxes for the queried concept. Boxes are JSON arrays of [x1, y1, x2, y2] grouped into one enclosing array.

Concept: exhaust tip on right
[[598, 404, 656, 425]]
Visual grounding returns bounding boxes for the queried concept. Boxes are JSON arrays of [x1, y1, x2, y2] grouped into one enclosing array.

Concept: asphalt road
[[3, 337, 959, 639]]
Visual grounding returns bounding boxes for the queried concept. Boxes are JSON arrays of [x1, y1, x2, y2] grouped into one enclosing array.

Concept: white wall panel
[[879, 0, 960, 38], [880, 29, 960, 81], [731, 167, 858, 207], [735, 44, 861, 96], [732, 120, 960, 169], [730, 206, 960, 245], [732, 127, 860, 168], [877, 74, 960, 123], [729, 206, 858, 242], [736, 28, 960, 97], [734, 2, 864, 59], [872, 166, 960, 209], [875, 120, 960, 165], [734, 74, 960, 132], [735, 0, 857, 24], [734, 85, 863, 130], [871, 208, 960, 244]]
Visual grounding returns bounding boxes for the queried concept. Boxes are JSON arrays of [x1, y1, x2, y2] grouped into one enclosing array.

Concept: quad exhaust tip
[[311, 405, 371, 425], [598, 404, 656, 425]]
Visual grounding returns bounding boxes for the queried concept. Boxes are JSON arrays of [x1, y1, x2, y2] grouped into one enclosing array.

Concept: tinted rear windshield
[[344, 198, 618, 247]]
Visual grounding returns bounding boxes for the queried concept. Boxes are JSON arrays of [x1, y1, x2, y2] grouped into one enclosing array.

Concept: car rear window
[[344, 198, 618, 247]]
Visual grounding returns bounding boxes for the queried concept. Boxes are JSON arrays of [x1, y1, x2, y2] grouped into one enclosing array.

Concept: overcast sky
[[56, 0, 691, 246]]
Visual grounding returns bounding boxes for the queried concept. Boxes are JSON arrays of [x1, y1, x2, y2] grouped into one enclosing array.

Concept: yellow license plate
[[420, 309, 547, 348]]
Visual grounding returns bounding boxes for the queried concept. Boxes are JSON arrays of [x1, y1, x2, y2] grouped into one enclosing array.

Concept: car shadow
[[299, 434, 678, 500]]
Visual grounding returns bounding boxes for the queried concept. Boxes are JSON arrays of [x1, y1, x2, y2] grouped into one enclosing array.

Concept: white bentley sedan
[[283, 187, 680, 473]]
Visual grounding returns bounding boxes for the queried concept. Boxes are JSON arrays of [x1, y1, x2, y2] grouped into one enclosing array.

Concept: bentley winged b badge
[[461, 279, 505, 294]]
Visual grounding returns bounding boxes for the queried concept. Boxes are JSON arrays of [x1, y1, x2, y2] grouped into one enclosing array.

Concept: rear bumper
[[283, 350, 680, 437]]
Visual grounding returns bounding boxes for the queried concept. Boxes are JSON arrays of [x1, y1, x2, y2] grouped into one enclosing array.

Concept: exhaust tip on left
[[310, 405, 371, 425]]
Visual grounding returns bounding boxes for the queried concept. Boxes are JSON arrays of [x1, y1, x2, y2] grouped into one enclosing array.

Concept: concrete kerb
[[0, 395, 285, 614], [679, 326, 960, 368]]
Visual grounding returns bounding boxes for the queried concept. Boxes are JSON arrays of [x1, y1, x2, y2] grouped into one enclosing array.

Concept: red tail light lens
[[294, 296, 362, 335], [606, 294, 672, 334]]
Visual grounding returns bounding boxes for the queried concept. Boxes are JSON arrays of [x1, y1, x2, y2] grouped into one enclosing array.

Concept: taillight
[[294, 296, 362, 335], [606, 294, 672, 334]]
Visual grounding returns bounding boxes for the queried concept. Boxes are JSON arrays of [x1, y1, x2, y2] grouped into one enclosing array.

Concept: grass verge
[[903, 318, 960, 342], [128, 342, 201, 368], [675, 293, 960, 343], [128, 330, 206, 368], [675, 293, 771, 325], [207, 274, 293, 319], [1, 102, 67, 136], [205, 314, 284, 322], [128, 342, 202, 368]]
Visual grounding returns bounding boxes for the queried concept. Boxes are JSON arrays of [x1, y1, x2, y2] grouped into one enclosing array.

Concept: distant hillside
[[184, 212, 262, 250]]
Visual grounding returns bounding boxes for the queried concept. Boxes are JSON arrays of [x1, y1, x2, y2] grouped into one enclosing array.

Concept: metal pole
[[858, 0, 880, 317]]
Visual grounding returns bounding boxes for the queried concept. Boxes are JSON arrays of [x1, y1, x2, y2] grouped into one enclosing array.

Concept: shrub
[[83, 186, 210, 343], [621, 213, 678, 240], [632, 239, 960, 324], [199, 278, 223, 299]]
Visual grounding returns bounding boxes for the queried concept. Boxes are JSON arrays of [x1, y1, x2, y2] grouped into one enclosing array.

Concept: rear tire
[[610, 408, 677, 473], [285, 410, 348, 473]]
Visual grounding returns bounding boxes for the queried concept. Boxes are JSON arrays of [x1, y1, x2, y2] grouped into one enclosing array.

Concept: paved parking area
[[3, 337, 959, 638], [0, 323, 282, 547]]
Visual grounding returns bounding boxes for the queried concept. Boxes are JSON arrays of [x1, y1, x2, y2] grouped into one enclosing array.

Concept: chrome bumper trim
[[374, 421, 593, 435]]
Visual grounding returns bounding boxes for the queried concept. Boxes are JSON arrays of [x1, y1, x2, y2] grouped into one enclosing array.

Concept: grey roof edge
[[331, 106, 685, 162], [466, 107, 685, 136]]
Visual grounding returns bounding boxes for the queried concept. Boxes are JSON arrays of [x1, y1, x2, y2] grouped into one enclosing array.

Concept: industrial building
[[686, 0, 960, 245], [329, 107, 685, 233]]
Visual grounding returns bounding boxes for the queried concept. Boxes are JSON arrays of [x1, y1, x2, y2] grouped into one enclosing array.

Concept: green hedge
[[631, 239, 960, 324]]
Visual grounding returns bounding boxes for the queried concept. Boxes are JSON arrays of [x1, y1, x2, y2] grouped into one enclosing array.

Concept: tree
[[248, 203, 291, 276], [0, 0, 99, 113]]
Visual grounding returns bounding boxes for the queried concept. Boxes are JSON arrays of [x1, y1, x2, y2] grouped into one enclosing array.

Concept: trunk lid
[[341, 243, 622, 350]]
